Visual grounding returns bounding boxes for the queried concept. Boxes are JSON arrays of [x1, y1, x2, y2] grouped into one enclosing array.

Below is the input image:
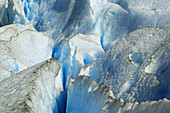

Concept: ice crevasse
[[0, 0, 170, 113]]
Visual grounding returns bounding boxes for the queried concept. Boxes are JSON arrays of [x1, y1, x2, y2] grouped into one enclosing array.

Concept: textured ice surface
[[0, 23, 35, 41], [0, 58, 60, 113], [53, 33, 104, 66], [80, 27, 170, 102], [67, 75, 114, 113], [0, 0, 29, 26], [53, 33, 105, 90], [0, 24, 54, 73], [21, 0, 170, 50], [67, 75, 170, 113], [102, 98, 170, 113]]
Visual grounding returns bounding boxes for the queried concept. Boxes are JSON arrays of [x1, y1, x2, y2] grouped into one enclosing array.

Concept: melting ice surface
[[0, 0, 170, 113]]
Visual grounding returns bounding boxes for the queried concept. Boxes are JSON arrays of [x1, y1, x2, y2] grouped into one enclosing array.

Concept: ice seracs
[[0, 0, 29, 26], [1, 0, 170, 51], [53, 33, 104, 90], [53, 33, 104, 66], [101, 98, 170, 113], [0, 24, 54, 81], [80, 27, 170, 102], [21, 0, 170, 51], [68, 33, 104, 66], [66, 75, 115, 113], [0, 58, 60, 113], [0, 65, 11, 82], [67, 75, 170, 113]]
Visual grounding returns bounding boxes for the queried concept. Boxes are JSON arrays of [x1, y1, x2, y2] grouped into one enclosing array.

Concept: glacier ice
[[67, 75, 170, 113], [80, 27, 170, 102], [53, 33, 104, 66], [66, 75, 115, 113], [0, 24, 54, 73], [0, 0, 29, 26], [0, 58, 60, 113], [0, 23, 54, 84], [0, 0, 170, 113], [52, 33, 105, 90], [0, 23, 35, 41], [20, 0, 170, 50]]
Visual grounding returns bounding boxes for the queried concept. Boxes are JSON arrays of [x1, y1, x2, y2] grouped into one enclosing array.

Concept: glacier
[[0, 0, 170, 113]]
